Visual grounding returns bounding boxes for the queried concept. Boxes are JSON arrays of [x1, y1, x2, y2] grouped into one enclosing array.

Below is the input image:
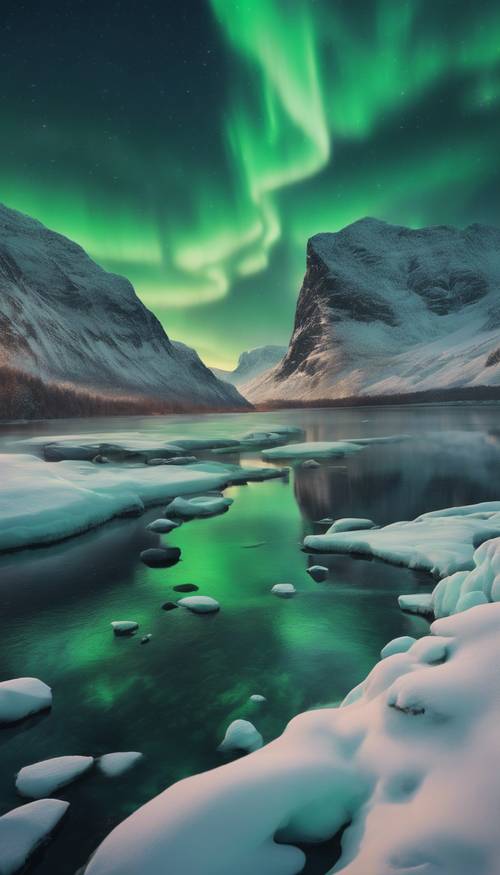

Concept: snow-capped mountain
[[0, 203, 248, 411], [212, 345, 287, 387], [246, 218, 500, 403]]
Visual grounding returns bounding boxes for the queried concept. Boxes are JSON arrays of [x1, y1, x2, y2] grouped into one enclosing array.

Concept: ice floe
[[16, 756, 94, 799], [304, 501, 500, 578], [262, 441, 364, 460], [83, 603, 500, 875], [0, 678, 52, 725], [177, 596, 220, 614], [218, 720, 263, 754], [98, 753, 143, 778], [0, 799, 69, 875], [326, 517, 376, 534], [165, 495, 232, 519]]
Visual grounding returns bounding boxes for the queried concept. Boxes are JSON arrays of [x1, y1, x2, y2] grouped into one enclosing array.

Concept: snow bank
[[218, 720, 263, 754], [98, 753, 143, 778], [83, 603, 500, 873], [0, 454, 240, 552], [304, 501, 500, 578], [84, 603, 500, 875], [0, 678, 52, 725], [0, 799, 69, 875], [380, 636, 416, 658], [16, 756, 94, 799], [432, 536, 500, 618]]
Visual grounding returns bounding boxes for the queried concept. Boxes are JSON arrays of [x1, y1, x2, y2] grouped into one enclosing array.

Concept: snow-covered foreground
[[84, 602, 500, 875], [304, 501, 500, 578], [0, 455, 276, 552], [0, 799, 69, 875]]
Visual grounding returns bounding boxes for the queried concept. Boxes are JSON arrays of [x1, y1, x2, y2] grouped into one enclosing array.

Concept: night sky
[[1, 0, 500, 366]]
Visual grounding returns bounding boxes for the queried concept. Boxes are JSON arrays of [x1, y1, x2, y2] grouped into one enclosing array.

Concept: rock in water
[[140, 547, 181, 568], [146, 518, 179, 534], [161, 602, 178, 612], [165, 495, 232, 519], [271, 583, 296, 598], [16, 756, 94, 799], [111, 621, 139, 636], [218, 719, 263, 754], [98, 753, 143, 778], [0, 678, 52, 725], [249, 694, 266, 704], [245, 218, 500, 403], [0, 799, 69, 875], [173, 583, 199, 593], [177, 596, 220, 614], [307, 565, 329, 582]]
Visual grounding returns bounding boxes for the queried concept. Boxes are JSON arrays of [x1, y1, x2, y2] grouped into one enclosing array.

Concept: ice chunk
[[398, 593, 434, 616], [327, 517, 376, 534], [271, 583, 296, 597], [146, 518, 179, 533], [0, 799, 69, 875], [16, 756, 94, 799], [98, 753, 143, 778], [380, 636, 417, 658], [111, 621, 138, 636], [262, 441, 364, 460], [165, 495, 232, 519], [218, 720, 263, 754], [0, 678, 52, 725], [249, 695, 266, 703], [177, 596, 220, 614]]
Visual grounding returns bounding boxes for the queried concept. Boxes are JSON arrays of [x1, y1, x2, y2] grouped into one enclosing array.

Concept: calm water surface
[[0, 405, 499, 874]]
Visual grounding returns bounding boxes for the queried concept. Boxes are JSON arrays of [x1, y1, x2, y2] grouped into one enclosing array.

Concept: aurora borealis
[[2, 1, 500, 366]]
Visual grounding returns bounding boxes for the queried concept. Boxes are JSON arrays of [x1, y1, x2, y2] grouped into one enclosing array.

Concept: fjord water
[[0, 405, 499, 875]]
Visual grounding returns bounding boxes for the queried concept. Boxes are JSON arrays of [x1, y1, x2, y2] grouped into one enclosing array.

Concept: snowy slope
[[246, 218, 500, 402], [212, 345, 286, 387], [0, 203, 247, 410]]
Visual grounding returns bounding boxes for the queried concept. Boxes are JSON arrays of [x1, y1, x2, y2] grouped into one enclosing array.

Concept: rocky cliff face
[[246, 218, 500, 402], [212, 345, 287, 387], [0, 203, 248, 411]]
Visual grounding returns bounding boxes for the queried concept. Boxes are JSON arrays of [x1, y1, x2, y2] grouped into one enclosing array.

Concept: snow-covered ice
[[380, 635, 416, 658], [262, 441, 364, 460], [0, 454, 243, 552], [83, 603, 500, 875], [0, 799, 69, 875], [307, 565, 329, 581], [0, 678, 52, 725], [326, 518, 376, 534], [305, 501, 500, 578], [218, 720, 263, 754], [16, 756, 94, 799], [271, 583, 296, 597], [165, 495, 232, 519], [249, 695, 266, 703], [177, 596, 220, 614], [398, 593, 434, 616], [111, 621, 139, 636], [98, 753, 143, 778]]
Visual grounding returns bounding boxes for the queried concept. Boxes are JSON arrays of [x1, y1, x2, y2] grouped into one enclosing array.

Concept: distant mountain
[[246, 218, 500, 403], [212, 345, 287, 387], [0, 203, 249, 416]]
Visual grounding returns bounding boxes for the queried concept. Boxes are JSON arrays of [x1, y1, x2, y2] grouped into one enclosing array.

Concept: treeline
[[256, 385, 500, 411], [0, 365, 199, 420]]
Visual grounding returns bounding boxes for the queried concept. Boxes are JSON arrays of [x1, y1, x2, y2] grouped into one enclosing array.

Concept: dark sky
[[1, 0, 500, 365]]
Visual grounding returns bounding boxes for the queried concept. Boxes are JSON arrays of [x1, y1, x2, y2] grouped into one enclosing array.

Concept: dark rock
[[173, 583, 199, 593], [140, 547, 181, 568], [161, 602, 179, 611]]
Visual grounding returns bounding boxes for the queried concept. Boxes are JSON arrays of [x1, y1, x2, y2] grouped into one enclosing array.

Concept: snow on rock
[[262, 441, 363, 460], [177, 596, 220, 614], [398, 593, 434, 616], [218, 720, 263, 754], [0, 678, 52, 725], [380, 635, 417, 658], [307, 565, 329, 582], [111, 622, 139, 636], [16, 756, 94, 799], [165, 495, 232, 519], [0, 454, 240, 553], [83, 603, 500, 875], [249, 695, 266, 704], [146, 518, 179, 533], [212, 346, 287, 387], [326, 518, 377, 534], [98, 753, 143, 778], [246, 218, 500, 403], [305, 501, 500, 578], [0, 799, 69, 875], [432, 536, 500, 618], [271, 584, 296, 598]]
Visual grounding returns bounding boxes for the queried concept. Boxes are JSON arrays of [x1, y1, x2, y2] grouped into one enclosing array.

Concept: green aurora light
[[1, 0, 499, 366]]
